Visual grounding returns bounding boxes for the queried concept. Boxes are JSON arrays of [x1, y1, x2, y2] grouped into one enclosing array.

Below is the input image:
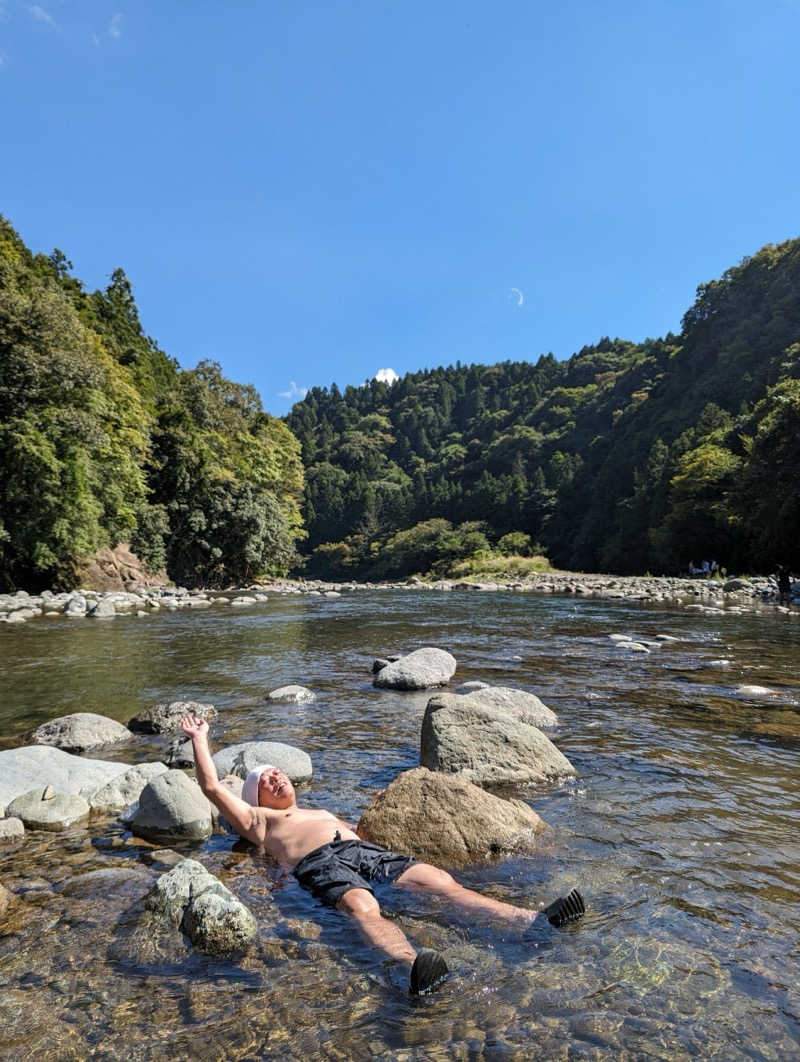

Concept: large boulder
[[457, 686, 557, 728], [0, 746, 130, 808], [420, 693, 576, 786], [30, 712, 132, 753], [85, 762, 169, 814], [144, 858, 256, 955], [212, 741, 312, 783], [6, 787, 90, 831], [357, 767, 547, 868], [373, 647, 457, 690], [128, 701, 217, 735], [130, 771, 213, 844]]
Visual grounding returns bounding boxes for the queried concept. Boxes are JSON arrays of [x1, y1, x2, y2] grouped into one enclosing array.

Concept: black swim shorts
[[293, 837, 417, 908]]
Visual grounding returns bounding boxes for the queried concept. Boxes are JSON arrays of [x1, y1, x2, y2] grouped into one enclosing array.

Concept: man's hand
[[181, 714, 209, 741]]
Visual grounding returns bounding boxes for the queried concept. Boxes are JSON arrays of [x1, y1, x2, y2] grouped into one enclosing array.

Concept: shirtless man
[[181, 715, 585, 994]]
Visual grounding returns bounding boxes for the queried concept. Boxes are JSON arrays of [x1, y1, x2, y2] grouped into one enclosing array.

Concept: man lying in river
[[180, 714, 585, 995]]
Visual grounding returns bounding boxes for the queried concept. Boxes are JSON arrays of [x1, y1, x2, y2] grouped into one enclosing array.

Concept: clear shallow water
[[0, 591, 798, 1061]]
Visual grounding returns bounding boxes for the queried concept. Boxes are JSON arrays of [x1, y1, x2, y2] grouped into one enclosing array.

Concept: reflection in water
[[0, 591, 799, 1060]]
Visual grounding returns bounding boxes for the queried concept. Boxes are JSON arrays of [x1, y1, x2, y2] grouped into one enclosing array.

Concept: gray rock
[[614, 640, 651, 653], [30, 712, 132, 753], [357, 767, 548, 868], [373, 647, 457, 690], [144, 857, 256, 955], [459, 686, 557, 728], [0, 818, 24, 842], [454, 680, 491, 692], [7, 787, 90, 830], [0, 746, 130, 808], [64, 595, 87, 617], [420, 693, 576, 786], [85, 762, 169, 814], [128, 700, 217, 735], [266, 685, 315, 704], [213, 741, 312, 783], [0, 882, 11, 918], [131, 771, 213, 844]]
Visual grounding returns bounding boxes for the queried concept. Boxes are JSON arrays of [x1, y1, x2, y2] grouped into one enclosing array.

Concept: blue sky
[[2, 1, 798, 414]]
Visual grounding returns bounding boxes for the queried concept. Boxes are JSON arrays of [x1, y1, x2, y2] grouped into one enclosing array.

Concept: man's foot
[[542, 888, 585, 927], [409, 948, 449, 995]]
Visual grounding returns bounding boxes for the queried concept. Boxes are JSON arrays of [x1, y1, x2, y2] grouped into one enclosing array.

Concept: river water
[[0, 590, 798, 1061]]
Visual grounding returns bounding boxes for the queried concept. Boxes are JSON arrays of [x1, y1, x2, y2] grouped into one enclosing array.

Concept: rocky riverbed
[[0, 570, 796, 628]]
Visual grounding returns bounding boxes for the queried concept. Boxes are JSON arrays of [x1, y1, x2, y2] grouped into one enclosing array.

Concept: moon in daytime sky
[[508, 287, 524, 307]]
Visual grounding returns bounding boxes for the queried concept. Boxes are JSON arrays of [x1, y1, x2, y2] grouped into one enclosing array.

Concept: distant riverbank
[[0, 570, 795, 627]]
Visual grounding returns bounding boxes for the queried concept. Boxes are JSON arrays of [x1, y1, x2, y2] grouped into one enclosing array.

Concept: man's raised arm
[[180, 715, 265, 844]]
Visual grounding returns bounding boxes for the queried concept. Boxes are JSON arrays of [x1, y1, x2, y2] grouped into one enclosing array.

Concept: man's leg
[[336, 886, 448, 993], [395, 863, 584, 928], [336, 886, 417, 962]]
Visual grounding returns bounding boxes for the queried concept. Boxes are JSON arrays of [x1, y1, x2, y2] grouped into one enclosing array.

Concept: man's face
[[257, 766, 295, 809]]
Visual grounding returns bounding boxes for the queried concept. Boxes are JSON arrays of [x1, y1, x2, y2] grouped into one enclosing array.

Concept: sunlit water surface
[[0, 591, 798, 1061]]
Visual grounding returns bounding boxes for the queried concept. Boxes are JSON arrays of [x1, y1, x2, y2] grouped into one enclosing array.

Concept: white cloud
[[374, 367, 399, 385], [508, 287, 524, 308], [109, 12, 123, 38], [279, 381, 308, 401], [29, 5, 60, 31]]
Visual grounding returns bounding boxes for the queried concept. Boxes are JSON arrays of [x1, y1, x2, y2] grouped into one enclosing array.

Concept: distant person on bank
[[776, 564, 793, 605], [180, 714, 585, 995]]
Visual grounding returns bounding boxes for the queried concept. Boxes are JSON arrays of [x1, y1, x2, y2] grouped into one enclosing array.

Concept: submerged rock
[[266, 685, 315, 704], [357, 767, 547, 867], [131, 771, 213, 844], [30, 712, 132, 753], [420, 693, 575, 786], [373, 647, 457, 690], [144, 857, 256, 955]]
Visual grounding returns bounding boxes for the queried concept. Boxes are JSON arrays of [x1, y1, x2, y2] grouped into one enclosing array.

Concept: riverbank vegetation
[[2, 215, 798, 590], [289, 239, 800, 579], [0, 217, 304, 590]]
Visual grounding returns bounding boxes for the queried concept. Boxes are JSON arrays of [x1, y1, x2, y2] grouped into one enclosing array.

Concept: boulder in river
[[420, 693, 576, 786], [265, 685, 315, 704], [357, 767, 547, 868], [131, 771, 213, 844], [456, 685, 557, 728], [144, 857, 256, 955], [0, 746, 129, 808], [6, 786, 91, 831], [213, 741, 312, 783], [30, 712, 132, 753], [373, 647, 457, 690], [85, 762, 169, 814], [128, 701, 217, 735], [164, 737, 195, 768]]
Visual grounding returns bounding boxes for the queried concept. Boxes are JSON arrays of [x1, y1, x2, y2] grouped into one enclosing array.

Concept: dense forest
[[2, 215, 798, 590], [0, 217, 304, 590], [287, 239, 800, 579]]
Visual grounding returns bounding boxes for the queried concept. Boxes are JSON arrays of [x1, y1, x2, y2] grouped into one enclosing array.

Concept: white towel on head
[[242, 764, 275, 806]]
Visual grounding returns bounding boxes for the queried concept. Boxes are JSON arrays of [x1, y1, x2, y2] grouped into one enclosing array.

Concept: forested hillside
[[0, 217, 304, 590], [288, 239, 800, 578], [3, 216, 798, 590]]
